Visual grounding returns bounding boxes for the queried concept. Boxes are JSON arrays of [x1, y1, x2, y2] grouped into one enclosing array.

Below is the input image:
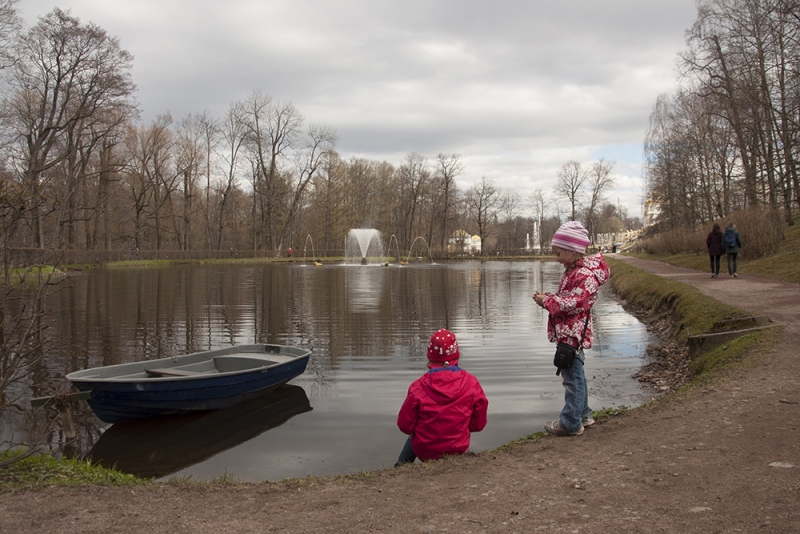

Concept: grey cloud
[[19, 0, 697, 217]]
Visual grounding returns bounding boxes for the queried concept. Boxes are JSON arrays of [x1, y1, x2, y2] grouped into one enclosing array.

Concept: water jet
[[405, 236, 433, 264], [345, 229, 384, 265]]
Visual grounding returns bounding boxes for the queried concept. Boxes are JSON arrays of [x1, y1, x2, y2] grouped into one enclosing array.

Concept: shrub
[[726, 206, 784, 259], [639, 206, 785, 260]]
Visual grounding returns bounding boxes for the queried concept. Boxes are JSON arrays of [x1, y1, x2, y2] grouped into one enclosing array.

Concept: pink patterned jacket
[[541, 252, 610, 349]]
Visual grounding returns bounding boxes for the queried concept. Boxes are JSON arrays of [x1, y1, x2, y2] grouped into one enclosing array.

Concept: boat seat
[[145, 367, 202, 377]]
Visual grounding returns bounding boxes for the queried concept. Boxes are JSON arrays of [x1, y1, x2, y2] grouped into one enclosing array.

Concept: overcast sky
[[19, 0, 698, 220]]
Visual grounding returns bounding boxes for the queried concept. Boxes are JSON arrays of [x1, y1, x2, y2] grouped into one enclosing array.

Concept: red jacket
[[541, 252, 610, 349], [397, 366, 488, 461]]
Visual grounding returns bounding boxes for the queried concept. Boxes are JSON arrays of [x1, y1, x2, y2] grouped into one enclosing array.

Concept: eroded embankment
[[606, 258, 776, 392]]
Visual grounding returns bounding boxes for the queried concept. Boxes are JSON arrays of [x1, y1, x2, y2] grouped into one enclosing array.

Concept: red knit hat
[[427, 329, 460, 365]]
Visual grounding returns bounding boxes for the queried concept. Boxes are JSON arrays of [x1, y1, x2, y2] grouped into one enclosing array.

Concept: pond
[[3, 260, 656, 482]]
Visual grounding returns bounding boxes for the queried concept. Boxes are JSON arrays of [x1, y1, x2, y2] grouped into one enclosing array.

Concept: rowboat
[[86, 384, 312, 478], [66, 344, 311, 423]]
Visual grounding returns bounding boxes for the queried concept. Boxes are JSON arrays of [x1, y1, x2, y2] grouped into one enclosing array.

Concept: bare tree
[[499, 189, 521, 224], [676, 0, 800, 221], [495, 189, 525, 250], [464, 176, 500, 255], [0, 3, 94, 460], [555, 160, 587, 221], [433, 153, 463, 250], [683, 0, 760, 206], [277, 123, 337, 251], [395, 153, 430, 249], [585, 159, 615, 242], [0, 0, 20, 69], [596, 201, 625, 235], [176, 112, 219, 249], [305, 151, 347, 252], [52, 104, 132, 249], [528, 188, 548, 220], [337, 157, 397, 247], [241, 91, 303, 252], [123, 115, 176, 249], [212, 103, 246, 250], [5, 8, 136, 247]]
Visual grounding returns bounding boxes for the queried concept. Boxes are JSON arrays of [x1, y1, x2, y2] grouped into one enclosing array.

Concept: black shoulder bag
[[553, 313, 590, 376]]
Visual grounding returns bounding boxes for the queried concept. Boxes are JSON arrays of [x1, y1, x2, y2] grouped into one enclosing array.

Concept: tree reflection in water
[[6, 261, 654, 481]]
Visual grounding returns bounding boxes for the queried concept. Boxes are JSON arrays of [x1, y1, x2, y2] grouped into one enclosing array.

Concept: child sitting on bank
[[395, 329, 488, 466]]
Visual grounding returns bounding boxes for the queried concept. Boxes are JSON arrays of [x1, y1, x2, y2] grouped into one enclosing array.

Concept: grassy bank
[[607, 257, 778, 379], [0, 450, 146, 491], [630, 218, 800, 284], [607, 258, 749, 343]]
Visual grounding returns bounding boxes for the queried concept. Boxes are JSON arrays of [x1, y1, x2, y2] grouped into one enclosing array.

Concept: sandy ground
[[1, 255, 798, 533]]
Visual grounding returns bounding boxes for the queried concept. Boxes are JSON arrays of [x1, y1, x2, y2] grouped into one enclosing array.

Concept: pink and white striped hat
[[551, 221, 590, 253]]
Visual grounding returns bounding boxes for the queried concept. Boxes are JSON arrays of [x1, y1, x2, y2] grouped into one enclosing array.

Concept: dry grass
[[630, 214, 800, 284], [638, 206, 785, 260]]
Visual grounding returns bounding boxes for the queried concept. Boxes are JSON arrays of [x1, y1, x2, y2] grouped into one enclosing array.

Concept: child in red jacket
[[395, 329, 488, 466]]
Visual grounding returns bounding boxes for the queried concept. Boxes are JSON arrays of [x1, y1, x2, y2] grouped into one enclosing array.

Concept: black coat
[[706, 229, 724, 256]]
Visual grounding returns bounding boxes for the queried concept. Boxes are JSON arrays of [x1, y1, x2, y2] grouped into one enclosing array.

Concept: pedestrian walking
[[706, 223, 724, 278], [723, 222, 742, 277]]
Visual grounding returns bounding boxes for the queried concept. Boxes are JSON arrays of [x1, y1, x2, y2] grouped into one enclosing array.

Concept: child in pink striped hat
[[533, 221, 610, 436]]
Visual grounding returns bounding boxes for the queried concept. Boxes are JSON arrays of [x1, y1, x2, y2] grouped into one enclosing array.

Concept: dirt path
[[2, 257, 799, 533]]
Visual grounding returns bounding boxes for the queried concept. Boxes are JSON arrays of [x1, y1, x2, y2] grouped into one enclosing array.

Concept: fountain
[[388, 235, 401, 264], [345, 229, 384, 265], [303, 235, 322, 266], [405, 236, 433, 264]]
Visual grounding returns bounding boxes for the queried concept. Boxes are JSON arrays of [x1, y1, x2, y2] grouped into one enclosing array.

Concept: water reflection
[[344, 265, 385, 313], [1, 260, 655, 482], [86, 385, 311, 479]]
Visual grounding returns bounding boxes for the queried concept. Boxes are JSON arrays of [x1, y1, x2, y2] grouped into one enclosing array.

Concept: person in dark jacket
[[723, 222, 743, 277], [706, 223, 724, 278], [395, 329, 488, 466]]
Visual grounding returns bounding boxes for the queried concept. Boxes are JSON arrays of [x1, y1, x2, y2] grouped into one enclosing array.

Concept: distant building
[[596, 229, 643, 252], [448, 230, 481, 255], [469, 235, 482, 254], [643, 197, 659, 227]]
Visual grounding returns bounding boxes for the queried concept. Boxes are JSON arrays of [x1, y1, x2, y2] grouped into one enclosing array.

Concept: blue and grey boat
[[66, 344, 311, 423]]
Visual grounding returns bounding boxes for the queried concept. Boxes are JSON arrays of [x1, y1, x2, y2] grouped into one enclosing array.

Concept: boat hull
[[66, 344, 310, 423]]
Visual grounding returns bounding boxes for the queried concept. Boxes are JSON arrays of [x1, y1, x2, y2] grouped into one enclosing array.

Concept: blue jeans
[[559, 350, 591, 433], [396, 435, 416, 466]]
